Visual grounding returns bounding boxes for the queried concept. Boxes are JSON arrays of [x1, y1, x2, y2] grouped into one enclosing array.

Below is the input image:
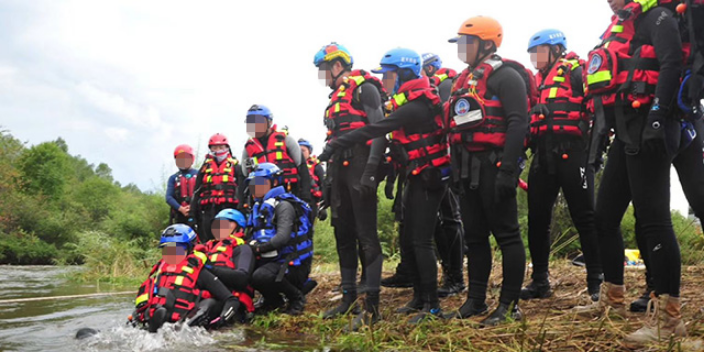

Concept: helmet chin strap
[[329, 62, 350, 89], [469, 40, 493, 70]]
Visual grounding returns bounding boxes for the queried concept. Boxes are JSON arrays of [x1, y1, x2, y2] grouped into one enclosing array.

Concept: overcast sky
[[0, 0, 691, 215]]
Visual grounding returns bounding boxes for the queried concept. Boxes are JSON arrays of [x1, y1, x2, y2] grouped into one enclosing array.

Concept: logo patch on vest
[[452, 97, 484, 127], [587, 54, 603, 74], [455, 98, 470, 115]]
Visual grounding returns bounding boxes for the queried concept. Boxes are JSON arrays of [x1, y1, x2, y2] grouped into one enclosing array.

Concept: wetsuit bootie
[[479, 303, 522, 327], [396, 290, 423, 314], [630, 287, 655, 312], [344, 292, 380, 332], [438, 275, 465, 298], [255, 294, 285, 314], [520, 278, 552, 300], [625, 294, 687, 347], [442, 298, 488, 319], [587, 273, 604, 302], [381, 273, 413, 288], [408, 303, 443, 324], [323, 289, 359, 319]]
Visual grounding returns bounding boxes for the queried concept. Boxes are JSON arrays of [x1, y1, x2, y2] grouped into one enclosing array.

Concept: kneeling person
[[248, 163, 314, 316]]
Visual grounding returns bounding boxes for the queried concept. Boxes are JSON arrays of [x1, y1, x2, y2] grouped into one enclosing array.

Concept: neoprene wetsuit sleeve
[[285, 135, 302, 166], [358, 82, 386, 167], [489, 67, 528, 173], [263, 200, 296, 251], [314, 164, 325, 186], [189, 168, 205, 218], [438, 79, 453, 103], [209, 245, 254, 291], [642, 8, 683, 109], [241, 149, 250, 177], [329, 100, 429, 150], [197, 268, 234, 301], [285, 135, 312, 201], [165, 174, 181, 210], [235, 165, 246, 206], [571, 66, 585, 97]]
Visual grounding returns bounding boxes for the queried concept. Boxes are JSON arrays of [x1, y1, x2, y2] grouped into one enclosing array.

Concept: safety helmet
[[527, 29, 567, 52], [372, 48, 422, 78], [247, 162, 283, 186], [246, 104, 273, 121], [421, 53, 442, 71], [214, 208, 247, 229], [298, 138, 313, 154], [449, 16, 503, 48], [208, 133, 229, 147], [159, 224, 197, 250], [314, 42, 354, 68], [173, 144, 194, 158]]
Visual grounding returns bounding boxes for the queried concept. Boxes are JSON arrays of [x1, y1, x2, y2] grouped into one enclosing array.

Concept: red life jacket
[[306, 156, 323, 199], [197, 236, 255, 313], [198, 155, 239, 206], [531, 52, 589, 138], [386, 77, 450, 175], [134, 253, 210, 324], [173, 171, 196, 206], [244, 126, 299, 186], [447, 55, 537, 151], [430, 68, 458, 87], [324, 70, 388, 144], [584, 0, 680, 108]]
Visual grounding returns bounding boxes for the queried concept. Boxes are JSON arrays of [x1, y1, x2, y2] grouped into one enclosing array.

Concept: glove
[[217, 296, 240, 326], [318, 143, 335, 162], [249, 240, 274, 254], [356, 163, 378, 199], [384, 179, 395, 200], [641, 108, 668, 155], [317, 207, 328, 221], [494, 169, 518, 202], [530, 104, 550, 118]]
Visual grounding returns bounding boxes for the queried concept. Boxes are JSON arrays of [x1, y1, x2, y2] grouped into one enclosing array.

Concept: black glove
[[249, 240, 274, 254], [384, 179, 395, 200], [318, 207, 328, 221], [318, 144, 335, 162], [494, 169, 518, 202], [218, 296, 240, 325], [356, 163, 378, 199], [641, 108, 668, 155], [530, 104, 550, 118]]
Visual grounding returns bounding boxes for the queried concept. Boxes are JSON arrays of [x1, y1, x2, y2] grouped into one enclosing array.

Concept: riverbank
[[251, 261, 704, 352]]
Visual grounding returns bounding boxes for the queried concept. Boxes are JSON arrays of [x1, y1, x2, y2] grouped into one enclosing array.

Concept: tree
[[95, 163, 113, 182], [19, 142, 69, 199]]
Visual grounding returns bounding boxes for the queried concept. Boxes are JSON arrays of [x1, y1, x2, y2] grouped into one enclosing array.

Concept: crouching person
[[247, 163, 314, 316], [130, 224, 240, 332], [195, 209, 256, 323]]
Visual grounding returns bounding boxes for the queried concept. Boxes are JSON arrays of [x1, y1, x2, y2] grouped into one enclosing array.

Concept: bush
[[0, 230, 58, 265]]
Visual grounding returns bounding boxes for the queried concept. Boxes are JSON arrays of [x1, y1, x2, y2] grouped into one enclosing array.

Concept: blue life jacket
[[250, 186, 313, 266]]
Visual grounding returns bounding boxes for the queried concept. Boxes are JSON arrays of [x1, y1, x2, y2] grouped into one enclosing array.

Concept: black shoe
[[343, 311, 379, 332], [285, 295, 306, 316], [381, 274, 413, 288], [408, 304, 443, 324], [629, 289, 653, 312], [479, 303, 522, 327], [255, 295, 286, 314], [442, 298, 488, 319], [147, 307, 167, 333], [322, 293, 360, 319], [396, 295, 423, 314], [520, 279, 552, 300], [438, 277, 466, 298], [357, 283, 368, 295], [302, 279, 318, 296]]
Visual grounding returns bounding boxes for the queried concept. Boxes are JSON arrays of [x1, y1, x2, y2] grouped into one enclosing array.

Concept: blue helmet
[[214, 208, 247, 228], [421, 53, 442, 71], [247, 162, 283, 185], [298, 138, 313, 154], [527, 29, 567, 52], [247, 104, 273, 121], [372, 48, 422, 93], [314, 42, 354, 68], [160, 224, 197, 250]]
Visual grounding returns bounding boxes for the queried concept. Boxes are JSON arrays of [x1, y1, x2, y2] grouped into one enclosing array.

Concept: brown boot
[[572, 282, 627, 319], [625, 294, 687, 346]]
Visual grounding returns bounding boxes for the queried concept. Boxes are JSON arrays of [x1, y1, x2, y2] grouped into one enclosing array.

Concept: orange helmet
[[449, 16, 503, 48]]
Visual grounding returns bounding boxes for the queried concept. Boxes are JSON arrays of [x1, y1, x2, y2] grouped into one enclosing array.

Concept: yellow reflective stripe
[[206, 175, 212, 183], [634, 0, 657, 12], [276, 151, 283, 160], [393, 93, 407, 107], [587, 70, 612, 85], [351, 76, 366, 85], [337, 91, 346, 97], [611, 25, 624, 33], [234, 238, 245, 246], [565, 59, 580, 70], [553, 77, 565, 83], [135, 293, 148, 306], [193, 251, 207, 264], [222, 174, 229, 183], [175, 276, 184, 286], [217, 246, 227, 252], [435, 73, 448, 83], [334, 103, 340, 113], [210, 253, 218, 262], [548, 87, 559, 99], [274, 142, 284, 147], [182, 266, 194, 274]]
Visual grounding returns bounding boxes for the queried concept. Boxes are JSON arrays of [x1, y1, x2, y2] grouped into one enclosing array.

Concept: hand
[[384, 179, 395, 200], [218, 296, 240, 324], [318, 144, 335, 162], [530, 104, 550, 118], [494, 169, 518, 202], [357, 164, 378, 199], [178, 206, 189, 217], [317, 208, 328, 221], [641, 109, 668, 155]]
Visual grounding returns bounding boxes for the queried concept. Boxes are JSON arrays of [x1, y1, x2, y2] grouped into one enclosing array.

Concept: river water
[[0, 266, 327, 352]]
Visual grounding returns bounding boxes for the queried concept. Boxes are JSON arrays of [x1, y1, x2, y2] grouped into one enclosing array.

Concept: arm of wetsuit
[[256, 201, 296, 253], [197, 268, 234, 301], [645, 8, 683, 110], [241, 149, 250, 178], [438, 79, 454, 103], [329, 100, 430, 150], [165, 174, 181, 210], [489, 67, 529, 174], [208, 245, 255, 292], [571, 66, 585, 97], [359, 82, 386, 168], [189, 169, 206, 219], [285, 135, 312, 202]]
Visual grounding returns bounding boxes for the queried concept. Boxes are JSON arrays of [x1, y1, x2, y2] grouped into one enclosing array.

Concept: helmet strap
[[330, 60, 351, 89]]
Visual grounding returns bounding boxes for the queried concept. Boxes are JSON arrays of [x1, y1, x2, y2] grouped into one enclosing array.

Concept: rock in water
[[75, 327, 99, 340]]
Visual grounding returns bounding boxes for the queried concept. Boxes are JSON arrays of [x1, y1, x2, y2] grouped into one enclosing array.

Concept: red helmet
[[208, 133, 229, 147], [173, 144, 194, 158]]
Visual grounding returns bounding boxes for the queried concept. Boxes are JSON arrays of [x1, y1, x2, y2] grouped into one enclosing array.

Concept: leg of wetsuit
[[332, 163, 360, 296], [673, 120, 704, 220], [251, 262, 285, 302], [460, 174, 492, 303], [558, 146, 603, 291], [527, 152, 561, 282], [435, 189, 464, 284], [199, 206, 216, 243]]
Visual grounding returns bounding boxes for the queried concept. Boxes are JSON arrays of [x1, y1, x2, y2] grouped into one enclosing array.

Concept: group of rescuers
[[137, 0, 704, 346]]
